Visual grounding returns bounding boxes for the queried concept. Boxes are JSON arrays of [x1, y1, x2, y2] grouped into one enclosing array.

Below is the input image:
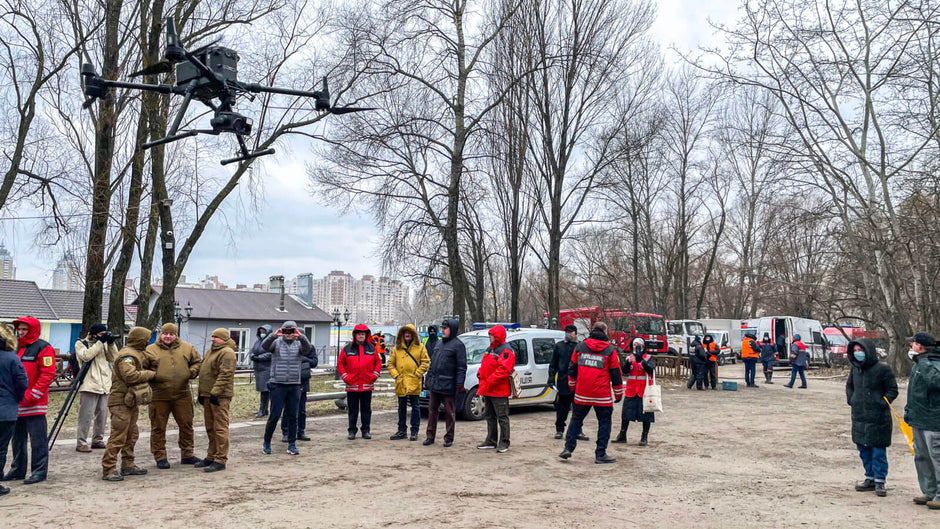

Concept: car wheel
[[718, 356, 725, 366], [461, 387, 485, 421]]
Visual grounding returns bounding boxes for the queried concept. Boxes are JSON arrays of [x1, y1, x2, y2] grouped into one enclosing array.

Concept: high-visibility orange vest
[[705, 342, 718, 362], [741, 338, 759, 359]]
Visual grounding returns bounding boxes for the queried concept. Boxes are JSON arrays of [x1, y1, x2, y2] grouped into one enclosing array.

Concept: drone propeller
[[129, 61, 174, 78], [329, 106, 378, 114]]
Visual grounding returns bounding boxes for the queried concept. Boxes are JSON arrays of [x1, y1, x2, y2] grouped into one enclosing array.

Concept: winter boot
[[767, 371, 774, 384], [874, 482, 886, 497], [612, 430, 627, 444], [855, 479, 875, 492], [595, 453, 617, 464], [639, 433, 648, 447]]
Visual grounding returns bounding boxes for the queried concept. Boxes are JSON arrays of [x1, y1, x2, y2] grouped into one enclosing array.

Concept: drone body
[[81, 18, 373, 165]]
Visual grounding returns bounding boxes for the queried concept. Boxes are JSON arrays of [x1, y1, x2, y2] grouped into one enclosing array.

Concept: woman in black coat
[[846, 338, 898, 497]]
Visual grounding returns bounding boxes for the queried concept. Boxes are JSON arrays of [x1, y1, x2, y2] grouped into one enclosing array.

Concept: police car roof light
[[471, 322, 521, 330]]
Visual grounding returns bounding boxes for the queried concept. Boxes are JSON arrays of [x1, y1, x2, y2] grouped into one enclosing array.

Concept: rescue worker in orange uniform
[[741, 332, 760, 387], [703, 334, 719, 390]]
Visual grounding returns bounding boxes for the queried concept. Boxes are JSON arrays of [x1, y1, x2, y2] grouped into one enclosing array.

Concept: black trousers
[[483, 396, 510, 449], [282, 390, 308, 436], [555, 393, 574, 433], [258, 391, 269, 414], [0, 420, 14, 475], [565, 404, 612, 457], [264, 384, 301, 444], [347, 391, 373, 434], [9, 415, 48, 479], [705, 361, 717, 389]]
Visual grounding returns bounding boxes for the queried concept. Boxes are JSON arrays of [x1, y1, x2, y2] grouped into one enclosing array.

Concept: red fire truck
[[557, 307, 668, 355], [824, 325, 888, 363]]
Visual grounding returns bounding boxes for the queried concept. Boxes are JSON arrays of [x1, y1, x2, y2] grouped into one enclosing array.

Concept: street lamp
[[174, 301, 193, 334], [332, 308, 350, 380]]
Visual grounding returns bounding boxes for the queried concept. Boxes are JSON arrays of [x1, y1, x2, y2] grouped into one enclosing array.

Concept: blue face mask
[[853, 351, 866, 362]]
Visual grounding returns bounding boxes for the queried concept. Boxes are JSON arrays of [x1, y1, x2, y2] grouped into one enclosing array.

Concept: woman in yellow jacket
[[387, 325, 430, 441]]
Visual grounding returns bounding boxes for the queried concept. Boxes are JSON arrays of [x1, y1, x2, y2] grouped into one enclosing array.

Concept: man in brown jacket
[[196, 328, 237, 472], [143, 323, 201, 469], [102, 327, 155, 481]]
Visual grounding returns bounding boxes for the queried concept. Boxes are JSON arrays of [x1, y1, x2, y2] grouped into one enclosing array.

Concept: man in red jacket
[[1, 317, 55, 484], [559, 324, 623, 464], [476, 325, 515, 453]]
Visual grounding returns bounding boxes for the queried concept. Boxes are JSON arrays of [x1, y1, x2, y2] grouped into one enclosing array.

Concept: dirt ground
[[2, 364, 936, 529]]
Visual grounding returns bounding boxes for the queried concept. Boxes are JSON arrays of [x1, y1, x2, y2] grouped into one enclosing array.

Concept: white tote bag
[[643, 373, 663, 413]]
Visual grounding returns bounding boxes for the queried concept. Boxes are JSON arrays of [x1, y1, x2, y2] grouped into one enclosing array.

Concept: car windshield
[[826, 333, 849, 346], [461, 335, 490, 365], [686, 322, 706, 335], [636, 316, 665, 335]]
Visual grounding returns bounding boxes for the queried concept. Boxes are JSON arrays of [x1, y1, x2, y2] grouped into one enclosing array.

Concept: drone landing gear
[[220, 135, 275, 166]]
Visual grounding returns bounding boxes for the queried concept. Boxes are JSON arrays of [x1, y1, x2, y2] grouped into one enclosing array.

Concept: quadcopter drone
[[81, 18, 373, 165]]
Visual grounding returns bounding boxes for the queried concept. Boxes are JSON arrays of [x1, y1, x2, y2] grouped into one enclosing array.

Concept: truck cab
[[666, 319, 706, 357]]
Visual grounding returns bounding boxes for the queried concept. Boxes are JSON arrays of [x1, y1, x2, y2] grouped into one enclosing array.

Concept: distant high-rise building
[[308, 270, 409, 324], [0, 243, 15, 280], [296, 273, 314, 305], [51, 254, 81, 290]]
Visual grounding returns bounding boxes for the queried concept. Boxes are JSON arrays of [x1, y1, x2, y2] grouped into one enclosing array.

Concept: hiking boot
[[875, 482, 886, 497], [262, 443, 272, 455], [120, 466, 148, 476], [612, 431, 627, 444], [156, 459, 171, 470], [76, 444, 92, 453], [422, 438, 434, 446], [913, 496, 929, 505], [362, 431, 372, 440], [193, 459, 212, 469], [409, 433, 418, 441], [287, 445, 300, 456], [348, 432, 357, 440], [297, 434, 311, 441], [927, 500, 940, 509], [180, 456, 200, 465], [855, 479, 875, 492], [390, 431, 407, 441], [101, 471, 124, 482], [559, 449, 572, 460], [477, 442, 497, 450], [204, 462, 226, 473], [639, 434, 648, 447], [595, 454, 617, 464], [91, 441, 107, 449], [554, 431, 563, 440], [577, 434, 589, 441]]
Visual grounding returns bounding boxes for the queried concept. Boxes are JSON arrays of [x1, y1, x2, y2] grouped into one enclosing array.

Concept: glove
[[457, 385, 467, 394], [106, 333, 119, 345], [209, 395, 221, 406]]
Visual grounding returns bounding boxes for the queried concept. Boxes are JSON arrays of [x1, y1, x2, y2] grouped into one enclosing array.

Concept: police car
[[420, 324, 564, 420]]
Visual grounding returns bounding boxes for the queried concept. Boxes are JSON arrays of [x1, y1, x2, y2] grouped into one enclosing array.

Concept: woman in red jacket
[[476, 325, 515, 453], [337, 324, 382, 440]]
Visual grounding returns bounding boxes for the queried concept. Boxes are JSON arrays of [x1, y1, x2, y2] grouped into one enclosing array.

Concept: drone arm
[[220, 134, 275, 166], [240, 82, 321, 99], [167, 80, 198, 136], [100, 79, 177, 94], [141, 130, 199, 150]]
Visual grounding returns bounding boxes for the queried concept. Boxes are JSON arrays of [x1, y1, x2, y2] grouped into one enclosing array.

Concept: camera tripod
[[47, 359, 92, 451]]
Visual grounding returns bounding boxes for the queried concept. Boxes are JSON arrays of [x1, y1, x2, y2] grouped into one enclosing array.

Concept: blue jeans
[[397, 395, 420, 435], [743, 358, 757, 386], [857, 444, 888, 482], [565, 403, 612, 457], [787, 365, 806, 387], [264, 383, 301, 444]]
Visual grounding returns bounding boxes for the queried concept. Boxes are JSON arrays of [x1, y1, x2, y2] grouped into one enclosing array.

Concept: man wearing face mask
[[250, 325, 273, 418], [846, 339, 898, 497], [905, 332, 940, 509], [549, 325, 587, 440]]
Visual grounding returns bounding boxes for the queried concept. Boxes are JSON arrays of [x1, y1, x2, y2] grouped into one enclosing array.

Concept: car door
[[506, 338, 536, 398], [531, 336, 558, 402]]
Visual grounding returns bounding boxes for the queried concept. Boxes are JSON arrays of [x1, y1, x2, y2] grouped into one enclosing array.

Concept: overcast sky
[[0, 0, 740, 289]]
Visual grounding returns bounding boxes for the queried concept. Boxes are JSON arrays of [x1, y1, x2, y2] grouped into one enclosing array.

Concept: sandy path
[[1, 364, 935, 529]]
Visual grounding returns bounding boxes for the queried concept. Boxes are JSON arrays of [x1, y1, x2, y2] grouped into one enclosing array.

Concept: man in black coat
[[423, 319, 467, 447], [424, 325, 439, 356], [686, 337, 707, 390], [846, 338, 898, 497], [548, 325, 587, 441]]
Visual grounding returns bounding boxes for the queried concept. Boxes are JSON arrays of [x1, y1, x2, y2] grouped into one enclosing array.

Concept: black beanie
[[589, 329, 608, 341], [89, 323, 107, 335], [564, 324, 578, 333]]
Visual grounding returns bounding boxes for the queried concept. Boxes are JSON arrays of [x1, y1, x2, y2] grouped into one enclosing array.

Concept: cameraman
[[74, 324, 119, 453], [260, 321, 311, 455]]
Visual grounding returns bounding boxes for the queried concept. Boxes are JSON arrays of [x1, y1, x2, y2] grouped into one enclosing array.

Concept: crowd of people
[[0, 314, 937, 511]]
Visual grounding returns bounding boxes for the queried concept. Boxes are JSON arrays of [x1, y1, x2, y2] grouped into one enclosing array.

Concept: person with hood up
[[338, 324, 382, 440], [143, 323, 202, 469], [250, 325, 273, 418], [476, 325, 515, 453], [74, 323, 119, 453], [686, 336, 708, 391], [559, 323, 623, 463], [613, 337, 655, 446], [759, 333, 777, 385], [784, 334, 808, 388], [424, 325, 439, 356], [196, 329, 237, 472], [741, 332, 760, 387], [845, 338, 898, 497], [261, 321, 312, 455], [0, 323, 28, 496], [549, 325, 588, 440], [905, 332, 940, 509], [101, 326, 156, 481], [423, 318, 467, 447], [387, 324, 430, 441], [2, 317, 55, 484]]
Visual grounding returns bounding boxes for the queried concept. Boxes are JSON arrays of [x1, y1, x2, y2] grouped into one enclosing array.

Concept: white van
[[666, 319, 706, 356], [419, 327, 564, 420], [740, 316, 829, 366]]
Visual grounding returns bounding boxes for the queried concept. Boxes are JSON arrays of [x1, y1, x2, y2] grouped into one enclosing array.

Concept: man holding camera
[[74, 324, 119, 453], [143, 323, 202, 469], [261, 321, 312, 455]]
